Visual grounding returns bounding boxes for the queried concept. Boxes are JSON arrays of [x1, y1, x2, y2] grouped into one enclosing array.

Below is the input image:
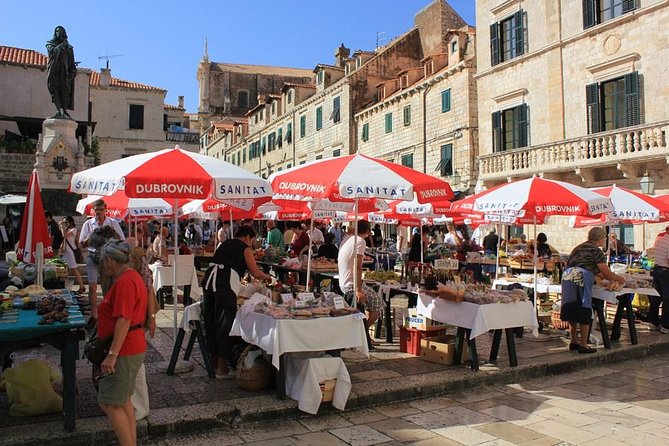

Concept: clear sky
[[2, 1, 475, 113]]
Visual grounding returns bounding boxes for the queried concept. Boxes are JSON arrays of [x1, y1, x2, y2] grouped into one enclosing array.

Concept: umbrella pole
[[306, 217, 314, 291], [420, 219, 424, 264], [495, 224, 500, 281], [173, 199, 179, 335], [353, 198, 359, 308], [533, 216, 538, 317]]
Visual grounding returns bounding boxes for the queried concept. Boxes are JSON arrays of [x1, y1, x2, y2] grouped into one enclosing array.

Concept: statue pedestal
[[35, 118, 86, 215]]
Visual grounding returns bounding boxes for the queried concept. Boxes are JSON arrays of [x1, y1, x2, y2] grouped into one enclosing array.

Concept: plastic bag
[[3, 359, 62, 416], [10, 350, 62, 387], [243, 349, 263, 369]]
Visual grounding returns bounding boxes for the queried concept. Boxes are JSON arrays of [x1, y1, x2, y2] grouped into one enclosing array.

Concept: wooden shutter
[[440, 144, 453, 177], [492, 111, 502, 153], [514, 11, 525, 56], [586, 83, 601, 134], [490, 23, 500, 66], [625, 71, 640, 127], [517, 104, 529, 148], [582, 0, 596, 29], [622, 0, 637, 14], [362, 123, 369, 141]]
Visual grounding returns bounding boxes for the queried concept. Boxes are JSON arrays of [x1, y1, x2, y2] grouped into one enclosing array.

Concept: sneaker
[[660, 327, 669, 334], [215, 370, 236, 380], [578, 346, 597, 354], [648, 323, 661, 331], [568, 343, 580, 351]]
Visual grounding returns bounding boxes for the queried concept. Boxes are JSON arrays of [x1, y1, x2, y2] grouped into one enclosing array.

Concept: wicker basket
[[551, 310, 569, 330], [235, 347, 273, 391]]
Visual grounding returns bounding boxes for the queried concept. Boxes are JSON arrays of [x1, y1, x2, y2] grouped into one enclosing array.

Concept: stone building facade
[[203, 0, 472, 182], [475, 0, 669, 251]]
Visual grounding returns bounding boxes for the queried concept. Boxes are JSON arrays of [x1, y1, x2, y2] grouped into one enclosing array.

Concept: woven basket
[[551, 310, 569, 330], [235, 346, 273, 391]]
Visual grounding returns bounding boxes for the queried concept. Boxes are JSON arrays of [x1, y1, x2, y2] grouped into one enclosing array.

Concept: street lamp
[[451, 170, 461, 186], [640, 171, 655, 195]]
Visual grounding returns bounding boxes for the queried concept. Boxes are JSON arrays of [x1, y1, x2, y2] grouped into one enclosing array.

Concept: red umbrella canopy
[[69, 146, 272, 200], [570, 186, 669, 227], [17, 170, 53, 263], [453, 176, 613, 219], [269, 154, 454, 203]]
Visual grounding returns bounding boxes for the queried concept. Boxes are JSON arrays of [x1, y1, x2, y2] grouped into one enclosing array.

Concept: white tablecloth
[[231, 311, 369, 369], [417, 294, 539, 340], [592, 287, 659, 304], [492, 279, 562, 294], [285, 354, 351, 414], [149, 263, 202, 299]]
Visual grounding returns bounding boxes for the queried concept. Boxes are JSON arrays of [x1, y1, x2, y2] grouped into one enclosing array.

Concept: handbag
[[83, 324, 143, 365], [65, 238, 84, 264]]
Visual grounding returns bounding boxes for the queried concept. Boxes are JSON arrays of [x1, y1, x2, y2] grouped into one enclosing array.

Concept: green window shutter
[[362, 123, 369, 142], [277, 128, 283, 147], [625, 71, 640, 127], [514, 11, 525, 56], [441, 89, 451, 113], [243, 147, 246, 163], [316, 106, 323, 130], [385, 113, 393, 133], [300, 116, 306, 137], [516, 104, 528, 148], [332, 96, 341, 123], [286, 122, 292, 142], [262, 137, 266, 155], [586, 83, 601, 134], [492, 111, 502, 152], [490, 23, 500, 66], [403, 105, 411, 125], [582, 0, 596, 29], [622, 0, 637, 14], [440, 144, 453, 177]]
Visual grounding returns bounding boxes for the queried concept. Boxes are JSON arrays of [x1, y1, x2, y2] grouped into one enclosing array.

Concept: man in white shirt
[[79, 199, 124, 323], [306, 220, 325, 253], [338, 219, 382, 350]]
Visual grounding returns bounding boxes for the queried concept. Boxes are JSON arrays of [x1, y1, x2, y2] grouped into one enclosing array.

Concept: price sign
[[281, 293, 293, 304], [434, 258, 459, 270], [333, 296, 346, 309], [297, 292, 315, 302]]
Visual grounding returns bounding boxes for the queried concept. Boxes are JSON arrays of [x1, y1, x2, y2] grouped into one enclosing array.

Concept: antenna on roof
[[376, 32, 386, 50], [98, 53, 124, 69]]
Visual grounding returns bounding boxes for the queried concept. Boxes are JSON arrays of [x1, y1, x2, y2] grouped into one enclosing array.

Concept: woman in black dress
[[202, 226, 272, 379]]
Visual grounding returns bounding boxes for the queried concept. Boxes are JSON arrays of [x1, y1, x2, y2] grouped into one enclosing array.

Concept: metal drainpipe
[[422, 84, 433, 173]]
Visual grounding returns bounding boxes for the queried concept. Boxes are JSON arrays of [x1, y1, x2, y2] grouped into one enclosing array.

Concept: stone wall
[[0, 153, 36, 195]]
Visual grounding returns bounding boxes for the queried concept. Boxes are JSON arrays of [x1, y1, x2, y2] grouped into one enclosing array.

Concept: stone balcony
[[478, 120, 669, 185]]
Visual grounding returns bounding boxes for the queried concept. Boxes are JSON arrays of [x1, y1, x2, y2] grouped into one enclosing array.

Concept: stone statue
[[46, 26, 76, 119]]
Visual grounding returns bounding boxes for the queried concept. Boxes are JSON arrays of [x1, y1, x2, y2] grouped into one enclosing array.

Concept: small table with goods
[[0, 288, 86, 431], [230, 294, 368, 402], [417, 284, 539, 371], [150, 256, 202, 308]]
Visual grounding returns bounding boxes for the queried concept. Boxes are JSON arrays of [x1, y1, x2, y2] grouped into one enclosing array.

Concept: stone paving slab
[[2, 305, 669, 445]]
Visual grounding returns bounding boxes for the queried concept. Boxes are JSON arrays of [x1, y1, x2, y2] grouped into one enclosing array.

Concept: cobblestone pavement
[[145, 352, 669, 445]]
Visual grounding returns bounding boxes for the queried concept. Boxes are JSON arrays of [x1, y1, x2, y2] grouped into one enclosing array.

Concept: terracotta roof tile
[[89, 71, 165, 92], [0, 46, 48, 67], [211, 62, 313, 78]]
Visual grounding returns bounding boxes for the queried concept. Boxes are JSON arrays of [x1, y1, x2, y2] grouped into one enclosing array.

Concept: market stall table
[[150, 261, 202, 308], [417, 294, 539, 370], [230, 308, 368, 399], [0, 292, 86, 431], [374, 284, 419, 343]]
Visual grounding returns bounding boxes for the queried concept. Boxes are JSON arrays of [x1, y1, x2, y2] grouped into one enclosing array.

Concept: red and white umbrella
[[77, 192, 178, 219], [269, 154, 454, 203], [17, 170, 53, 266], [69, 146, 271, 201]]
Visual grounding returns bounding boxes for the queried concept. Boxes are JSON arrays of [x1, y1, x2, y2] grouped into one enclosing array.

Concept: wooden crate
[[320, 379, 336, 402]]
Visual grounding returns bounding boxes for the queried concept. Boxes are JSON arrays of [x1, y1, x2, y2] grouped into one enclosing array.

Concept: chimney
[[178, 96, 185, 109], [100, 68, 111, 87], [335, 43, 350, 68]]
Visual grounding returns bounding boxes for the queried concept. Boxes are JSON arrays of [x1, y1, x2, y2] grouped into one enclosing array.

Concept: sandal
[[578, 346, 597, 354], [568, 343, 580, 351]]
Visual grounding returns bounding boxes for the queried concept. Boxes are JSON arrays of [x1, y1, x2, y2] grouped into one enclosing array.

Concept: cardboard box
[[319, 379, 336, 402], [420, 334, 468, 365], [405, 308, 444, 331]]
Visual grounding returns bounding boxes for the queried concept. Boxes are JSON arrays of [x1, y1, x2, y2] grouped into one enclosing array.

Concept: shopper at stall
[[608, 232, 633, 257], [561, 227, 625, 353], [290, 223, 311, 257], [202, 226, 272, 379], [96, 239, 147, 446], [338, 219, 382, 349], [59, 215, 84, 292], [80, 199, 125, 325], [408, 225, 429, 263], [650, 225, 669, 333], [45, 210, 63, 253], [443, 222, 463, 247], [316, 232, 339, 260], [150, 226, 169, 264], [531, 232, 556, 258], [328, 222, 344, 247], [283, 223, 295, 251], [266, 219, 283, 249]]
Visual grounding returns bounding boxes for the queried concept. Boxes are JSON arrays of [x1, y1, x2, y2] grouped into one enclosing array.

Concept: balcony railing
[[478, 120, 669, 180], [166, 131, 199, 144]]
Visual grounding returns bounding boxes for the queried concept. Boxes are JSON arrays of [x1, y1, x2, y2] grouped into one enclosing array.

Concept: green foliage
[[83, 137, 101, 165], [0, 138, 36, 153]]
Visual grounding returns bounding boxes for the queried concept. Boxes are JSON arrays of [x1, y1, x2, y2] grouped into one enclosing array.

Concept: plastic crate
[[399, 326, 448, 356]]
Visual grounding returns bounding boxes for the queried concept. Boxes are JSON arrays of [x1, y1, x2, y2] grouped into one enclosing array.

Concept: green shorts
[[97, 352, 145, 406]]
